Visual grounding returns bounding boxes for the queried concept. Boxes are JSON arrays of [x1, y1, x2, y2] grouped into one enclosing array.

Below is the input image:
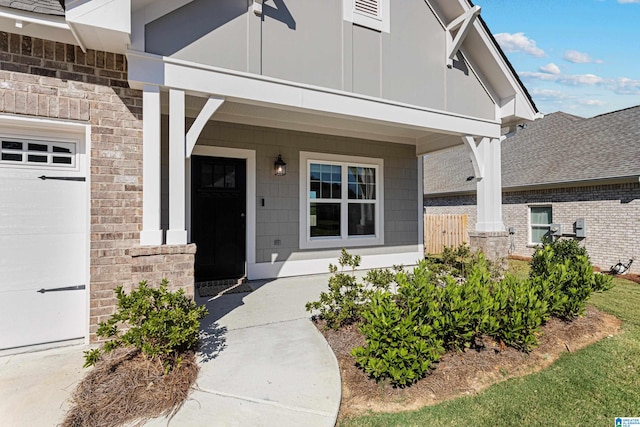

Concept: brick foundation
[[128, 244, 196, 298]]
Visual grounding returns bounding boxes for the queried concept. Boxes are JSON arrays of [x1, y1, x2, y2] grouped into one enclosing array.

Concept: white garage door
[[0, 136, 87, 351]]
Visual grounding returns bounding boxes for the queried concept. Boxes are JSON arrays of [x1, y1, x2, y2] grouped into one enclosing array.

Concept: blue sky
[[478, 0, 640, 117]]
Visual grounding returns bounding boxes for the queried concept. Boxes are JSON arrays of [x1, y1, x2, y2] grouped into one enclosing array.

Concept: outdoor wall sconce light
[[274, 154, 287, 176]]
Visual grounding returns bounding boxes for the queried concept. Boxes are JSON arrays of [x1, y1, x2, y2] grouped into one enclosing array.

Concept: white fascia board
[[0, 7, 68, 29], [471, 20, 537, 122], [126, 51, 502, 139], [0, 7, 77, 45]]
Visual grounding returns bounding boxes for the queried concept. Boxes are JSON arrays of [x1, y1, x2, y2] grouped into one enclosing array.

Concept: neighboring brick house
[[0, 0, 539, 351], [424, 106, 640, 274]]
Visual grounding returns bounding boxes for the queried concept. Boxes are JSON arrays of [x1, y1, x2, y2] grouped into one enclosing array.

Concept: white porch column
[[140, 85, 163, 246], [166, 88, 188, 245], [475, 137, 505, 232]]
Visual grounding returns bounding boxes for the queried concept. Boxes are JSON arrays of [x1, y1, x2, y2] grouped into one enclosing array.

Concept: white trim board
[[298, 151, 385, 250], [248, 251, 423, 280]]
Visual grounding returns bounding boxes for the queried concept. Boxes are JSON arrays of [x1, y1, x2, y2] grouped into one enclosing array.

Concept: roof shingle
[[424, 106, 640, 194], [0, 0, 64, 16]]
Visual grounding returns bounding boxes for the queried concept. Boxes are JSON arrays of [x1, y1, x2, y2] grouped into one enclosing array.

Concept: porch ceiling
[[159, 93, 465, 155]]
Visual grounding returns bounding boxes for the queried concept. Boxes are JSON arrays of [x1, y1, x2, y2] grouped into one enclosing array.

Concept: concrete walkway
[[0, 274, 342, 426]]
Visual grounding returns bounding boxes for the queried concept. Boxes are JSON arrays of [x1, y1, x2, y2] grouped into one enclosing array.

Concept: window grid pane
[[0, 139, 76, 168], [530, 207, 552, 225], [310, 202, 341, 237], [348, 203, 375, 236], [348, 166, 376, 200], [310, 163, 341, 200]]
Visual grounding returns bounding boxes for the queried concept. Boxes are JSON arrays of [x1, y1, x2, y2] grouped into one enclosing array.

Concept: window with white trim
[[529, 205, 552, 245], [0, 138, 76, 168], [343, 0, 390, 33], [300, 152, 384, 249]]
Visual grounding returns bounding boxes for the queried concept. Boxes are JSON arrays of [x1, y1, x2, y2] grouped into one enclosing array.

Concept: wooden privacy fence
[[424, 214, 468, 254]]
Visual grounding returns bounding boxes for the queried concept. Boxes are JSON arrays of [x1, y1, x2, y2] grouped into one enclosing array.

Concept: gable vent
[[354, 0, 380, 19]]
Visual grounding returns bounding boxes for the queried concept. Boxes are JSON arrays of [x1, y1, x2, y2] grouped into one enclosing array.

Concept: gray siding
[[446, 53, 495, 119], [381, 2, 445, 109], [352, 24, 381, 97], [425, 183, 640, 274], [145, 0, 496, 121], [145, 0, 250, 73], [161, 121, 419, 264], [261, 0, 343, 89]]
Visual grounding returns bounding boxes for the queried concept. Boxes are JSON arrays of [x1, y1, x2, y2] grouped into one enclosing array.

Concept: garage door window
[[1, 139, 76, 167]]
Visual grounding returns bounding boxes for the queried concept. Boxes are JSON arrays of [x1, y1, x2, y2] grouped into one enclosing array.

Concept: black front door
[[191, 156, 246, 282]]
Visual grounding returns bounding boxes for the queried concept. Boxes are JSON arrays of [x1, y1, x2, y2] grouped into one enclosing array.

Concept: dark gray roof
[[424, 106, 640, 195], [0, 0, 64, 16]]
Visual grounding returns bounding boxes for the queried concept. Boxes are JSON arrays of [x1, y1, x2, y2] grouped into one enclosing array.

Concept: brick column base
[[127, 244, 197, 299], [468, 231, 508, 268]]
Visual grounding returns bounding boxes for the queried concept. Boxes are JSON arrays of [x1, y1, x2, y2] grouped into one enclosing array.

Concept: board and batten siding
[[144, 0, 495, 121]]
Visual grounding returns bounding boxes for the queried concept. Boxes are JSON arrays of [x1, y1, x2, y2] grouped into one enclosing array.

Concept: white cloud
[[520, 72, 605, 86], [494, 32, 545, 57], [530, 89, 575, 100], [579, 99, 606, 106], [612, 77, 640, 95], [520, 71, 640, 96], [563, 50, 603, 64], [618, 0, 640, 3], [539, 63, 561, 74]]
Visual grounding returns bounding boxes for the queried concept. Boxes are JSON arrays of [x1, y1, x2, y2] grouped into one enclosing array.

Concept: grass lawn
[[339, 262, 640, 427]]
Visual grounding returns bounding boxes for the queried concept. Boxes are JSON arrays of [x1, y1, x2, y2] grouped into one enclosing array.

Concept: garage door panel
[[0, 234, 86, 292], [0, 289, 85, 349], [0, 153, 87, 350], [0, 174, 85, 235]]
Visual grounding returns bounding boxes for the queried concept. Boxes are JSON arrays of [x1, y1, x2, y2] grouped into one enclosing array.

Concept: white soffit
[[65, 0, 131, 53]]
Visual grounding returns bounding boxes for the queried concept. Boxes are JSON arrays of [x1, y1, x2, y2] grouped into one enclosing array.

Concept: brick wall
[[425, 182, 640, 274], [0, 32, 195, 341]]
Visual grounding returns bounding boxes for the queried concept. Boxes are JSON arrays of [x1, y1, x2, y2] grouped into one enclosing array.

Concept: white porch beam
[[166, 88, 188, 245], [126, 51, 502, 139], [462, 134, 484, 180], [185, 96, 225, 158], [446, 5, 481, 68], [140, 85, 163, 246], [475, 137, 505, 232]]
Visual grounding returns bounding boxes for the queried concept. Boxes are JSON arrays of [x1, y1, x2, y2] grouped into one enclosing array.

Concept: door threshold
[[196, 277, 251, 297]]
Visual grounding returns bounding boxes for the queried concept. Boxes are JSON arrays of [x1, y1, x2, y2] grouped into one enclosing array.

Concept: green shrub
[[489, 276, 548, 352], [436, 257, 494, 350], [352, 290, 444, 387], [530, 239, 613, 319], [305, 248, 369, 329], [83, 279, 208, 372]]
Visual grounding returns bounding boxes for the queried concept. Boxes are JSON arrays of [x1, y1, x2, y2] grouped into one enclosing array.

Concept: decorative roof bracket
[[446, 5, 481, 68], [185, 96, 225, 158], [252, 0, 264, 16], [462, 135, 484, 181]]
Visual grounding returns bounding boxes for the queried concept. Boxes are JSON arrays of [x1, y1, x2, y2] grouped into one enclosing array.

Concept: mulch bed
[[62, 348, 198, 427], [318, 306, 622, 420]]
